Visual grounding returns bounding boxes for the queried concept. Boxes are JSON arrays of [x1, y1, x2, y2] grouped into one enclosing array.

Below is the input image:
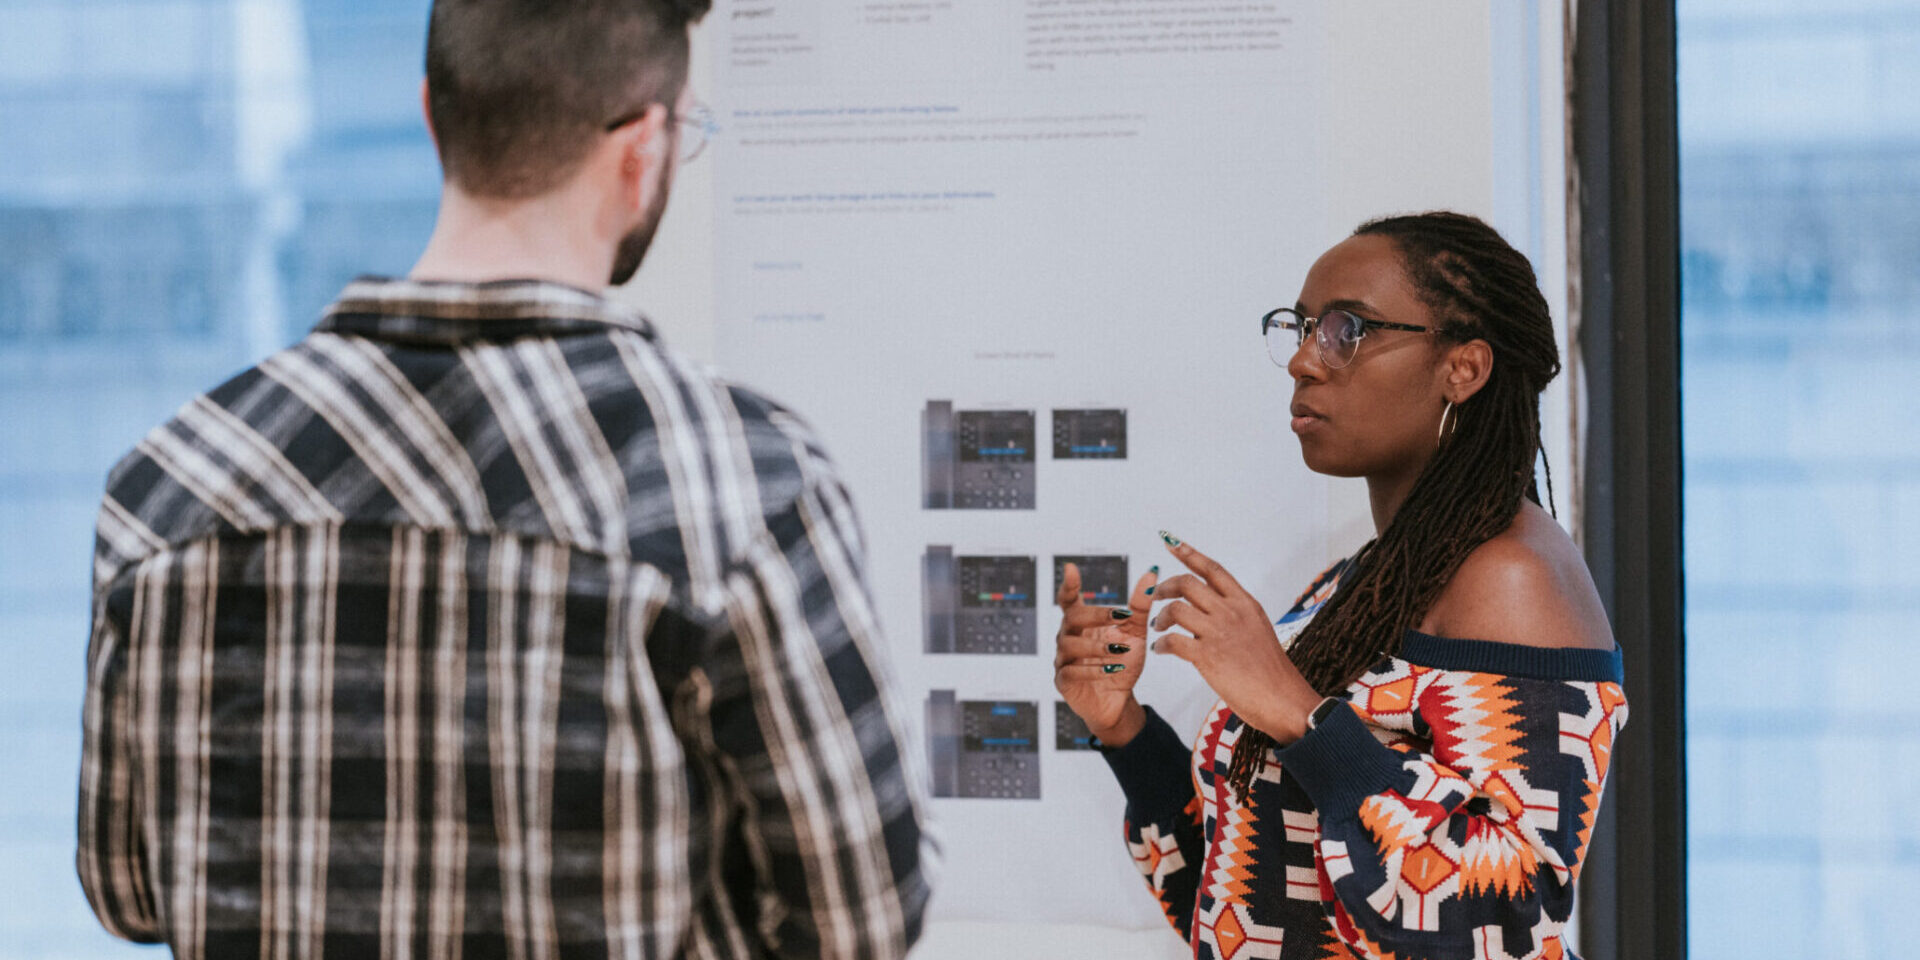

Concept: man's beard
[[608, 161, 674, 287]]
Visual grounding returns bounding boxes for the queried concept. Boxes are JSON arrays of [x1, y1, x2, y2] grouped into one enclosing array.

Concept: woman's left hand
[[1149, 535, 1327, 745]]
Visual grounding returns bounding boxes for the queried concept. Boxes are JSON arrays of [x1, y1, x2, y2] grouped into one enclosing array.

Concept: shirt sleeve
[[697, 468, 934, 960], [1275, 662, 1628, 960], [76, 571, 163, 944], [1099, 706, 1206, 939]]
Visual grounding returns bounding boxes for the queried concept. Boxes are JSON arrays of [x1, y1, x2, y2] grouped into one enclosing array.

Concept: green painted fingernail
[[1110, 608, 1132, 620], [1102, 663, 1125, 674], [1159, 530, 1183, 547], [1144, 586, 1155, 596], [1148, 565, 1160, 576], [1106, 643, 1130, 655]]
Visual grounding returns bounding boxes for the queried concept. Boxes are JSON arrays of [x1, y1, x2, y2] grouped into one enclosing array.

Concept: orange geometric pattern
[[1569, 780, 1602, 880], [1559, 680, 1628, 880], [1335, 917, 1406, 960], [1560, 681, 1628, 785], [1425, 672, 1528, 774], [1368, 676, 1418, 717], [1469, 922, 1574, 960], [1458, 818, 1538, 899], [1317, 937, 1362, 960], [1198, 901, 1288, 960], [1218, 907, 1248, 956], [1209, 799, 1262, 906], [1345, 662, 1432, 731], [1129, 819, 1188, 890], [1400, 845, 1457, 895]]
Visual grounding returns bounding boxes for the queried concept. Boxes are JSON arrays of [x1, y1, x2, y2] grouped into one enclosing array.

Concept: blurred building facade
[[1680, 1, 1920, 955], [0, 2, 434, 955]]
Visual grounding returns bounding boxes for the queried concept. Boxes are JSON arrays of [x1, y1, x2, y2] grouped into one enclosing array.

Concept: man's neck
[[410, 183, 613, 292]]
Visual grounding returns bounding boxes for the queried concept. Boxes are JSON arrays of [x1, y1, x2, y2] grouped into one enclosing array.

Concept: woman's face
[[1286, 233, 1455, 480]]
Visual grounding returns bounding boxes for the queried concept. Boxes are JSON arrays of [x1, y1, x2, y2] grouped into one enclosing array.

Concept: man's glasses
[[603, 100, 718, 164], [1261, 307, 1431, 369]]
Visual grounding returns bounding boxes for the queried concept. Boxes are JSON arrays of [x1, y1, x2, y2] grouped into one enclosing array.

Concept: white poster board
[[651, 0, 1572, 943]]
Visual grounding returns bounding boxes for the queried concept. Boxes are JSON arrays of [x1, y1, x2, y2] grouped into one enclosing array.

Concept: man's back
[[78, 278, 932, 959]]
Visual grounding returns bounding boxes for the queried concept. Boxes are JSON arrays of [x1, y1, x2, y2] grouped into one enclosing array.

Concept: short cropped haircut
[[426, 0, 711, 199]]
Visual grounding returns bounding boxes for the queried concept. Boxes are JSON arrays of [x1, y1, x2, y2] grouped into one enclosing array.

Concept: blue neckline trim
[[1275, 556, 1354, 624], [1400, 629, 1624, 683]]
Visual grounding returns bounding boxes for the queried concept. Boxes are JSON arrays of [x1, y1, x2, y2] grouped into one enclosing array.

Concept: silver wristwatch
[[1306, 696, 1345, 732]]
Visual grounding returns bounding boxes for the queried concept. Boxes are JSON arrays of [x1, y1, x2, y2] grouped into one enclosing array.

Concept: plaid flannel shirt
[[77, 278, 935, 960]]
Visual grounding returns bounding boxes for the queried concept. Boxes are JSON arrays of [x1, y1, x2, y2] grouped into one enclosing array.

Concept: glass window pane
[[0, 2, 433, 955], [1680, 2, 1920, 957]]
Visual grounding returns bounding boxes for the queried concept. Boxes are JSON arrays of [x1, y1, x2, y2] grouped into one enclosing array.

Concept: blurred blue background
[[1, 1, 435, 955], [1, 1, 1916, 957], [1679, 1, 1920, 955]]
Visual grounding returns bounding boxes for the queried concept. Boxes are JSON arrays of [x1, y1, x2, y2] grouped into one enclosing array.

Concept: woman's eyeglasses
[[1261, 307, 1431, 369], [603, 100, 718, 164]]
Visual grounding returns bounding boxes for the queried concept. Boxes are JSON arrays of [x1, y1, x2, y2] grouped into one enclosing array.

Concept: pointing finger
[[1148, 573, 1224, 614], [1160, 531, 1245, 598], [1151, 630, 1198, 664], [1150, 599, 1203, 634]]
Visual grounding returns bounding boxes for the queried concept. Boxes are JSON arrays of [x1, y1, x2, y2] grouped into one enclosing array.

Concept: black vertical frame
[[1572, 0, 1686, 958]]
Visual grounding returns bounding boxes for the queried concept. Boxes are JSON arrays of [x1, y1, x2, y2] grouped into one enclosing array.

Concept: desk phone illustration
[[926, 692, 1041, 799], [923, 547, 1037, 654], [1055, 701, 1097, 751], [922, 401, 1036, 509], [1052, 408, 1128, 459]]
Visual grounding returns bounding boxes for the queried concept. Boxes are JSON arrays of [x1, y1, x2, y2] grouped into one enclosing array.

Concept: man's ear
[[1444, 338, 1495, 404], [420, 78, 439, 154], [611, 104, 672, 209]]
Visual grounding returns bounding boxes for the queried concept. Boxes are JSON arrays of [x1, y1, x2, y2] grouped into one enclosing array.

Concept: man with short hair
[[76, 2, 935, 957]]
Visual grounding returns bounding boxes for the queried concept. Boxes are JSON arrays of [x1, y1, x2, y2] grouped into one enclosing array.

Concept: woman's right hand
[[1053, 562, 1158, 746]]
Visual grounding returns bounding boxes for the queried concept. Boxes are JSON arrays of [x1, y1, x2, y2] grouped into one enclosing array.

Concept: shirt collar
[[314, 276, 658, 345]]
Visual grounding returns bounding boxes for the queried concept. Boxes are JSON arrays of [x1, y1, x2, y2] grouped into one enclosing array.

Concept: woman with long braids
[[1054, 211, 1627, 960]]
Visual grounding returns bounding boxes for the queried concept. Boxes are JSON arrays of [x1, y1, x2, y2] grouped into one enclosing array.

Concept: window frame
[[1571, 0, 1688, 957]]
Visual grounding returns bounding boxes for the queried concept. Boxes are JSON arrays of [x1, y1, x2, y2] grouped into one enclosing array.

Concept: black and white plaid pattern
[[78, 278, 935, 960]]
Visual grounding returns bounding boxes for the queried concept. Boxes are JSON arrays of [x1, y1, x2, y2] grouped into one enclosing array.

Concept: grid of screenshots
[[923, 403, 1127, 799]]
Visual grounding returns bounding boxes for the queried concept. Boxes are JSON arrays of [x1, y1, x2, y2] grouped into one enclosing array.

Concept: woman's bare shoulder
[[1417, 502, 1615, 651]]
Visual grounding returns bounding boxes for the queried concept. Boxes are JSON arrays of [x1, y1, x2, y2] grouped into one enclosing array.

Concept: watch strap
[[1306, 696, 1345, 732]]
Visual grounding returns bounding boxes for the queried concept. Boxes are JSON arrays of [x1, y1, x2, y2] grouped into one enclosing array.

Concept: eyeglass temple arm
[[1259, 312, 1429, 335], [1366, 320, 1432, 334]]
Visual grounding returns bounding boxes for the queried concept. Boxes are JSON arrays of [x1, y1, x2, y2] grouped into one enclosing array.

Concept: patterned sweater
[[1101, 559, 1628, 960]]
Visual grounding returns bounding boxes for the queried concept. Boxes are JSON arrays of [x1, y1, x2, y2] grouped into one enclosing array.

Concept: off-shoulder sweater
[[1100, 559, 1628, 960]]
